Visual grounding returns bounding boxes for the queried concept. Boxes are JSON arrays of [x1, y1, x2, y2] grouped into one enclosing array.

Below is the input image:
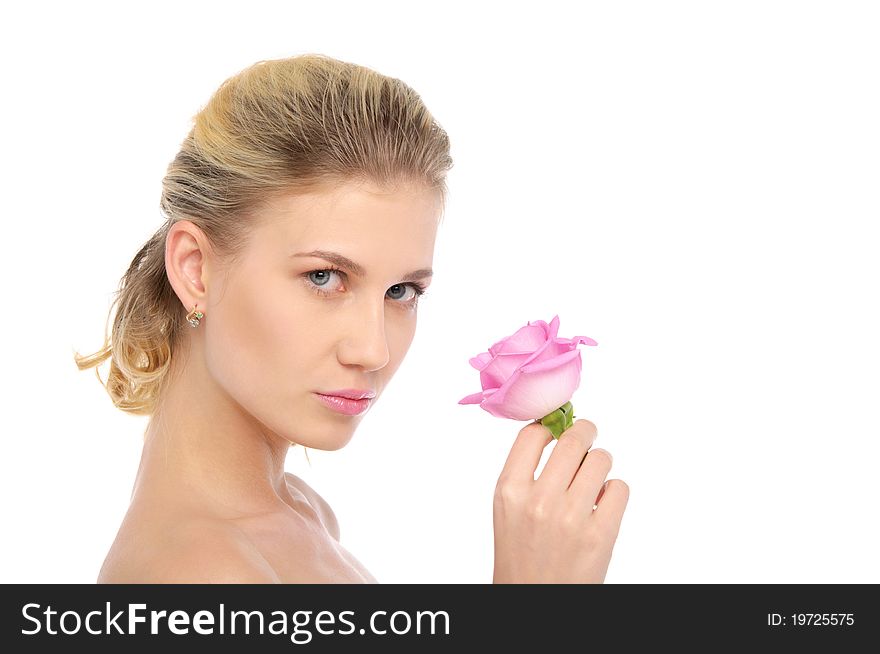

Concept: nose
[[337, 302, 390, 372]]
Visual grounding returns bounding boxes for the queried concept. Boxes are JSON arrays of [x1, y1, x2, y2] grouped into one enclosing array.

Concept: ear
[[165, 220, 211, 313]]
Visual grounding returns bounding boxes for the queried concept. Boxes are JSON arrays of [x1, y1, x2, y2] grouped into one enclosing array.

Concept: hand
[[492, 419, 629, 583]]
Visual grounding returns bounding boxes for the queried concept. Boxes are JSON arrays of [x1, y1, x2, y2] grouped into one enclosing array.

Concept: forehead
[[246, 181, 442, 271], [255, 180, 442, 236]]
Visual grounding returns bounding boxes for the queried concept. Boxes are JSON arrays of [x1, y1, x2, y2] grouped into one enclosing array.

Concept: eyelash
[[303, 266, 428, 307]]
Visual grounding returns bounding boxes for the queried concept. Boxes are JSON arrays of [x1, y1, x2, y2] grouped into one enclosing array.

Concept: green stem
[[538, 401, 575, 439]]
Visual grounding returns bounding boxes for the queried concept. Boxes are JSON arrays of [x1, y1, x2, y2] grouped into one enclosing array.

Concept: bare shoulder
[[285, 472, 340, 541], [154, 519, 281, 583], [100, 517, 281, 584]]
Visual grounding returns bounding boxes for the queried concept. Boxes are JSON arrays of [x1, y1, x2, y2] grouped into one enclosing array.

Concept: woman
[[76, 54, 628, 583]]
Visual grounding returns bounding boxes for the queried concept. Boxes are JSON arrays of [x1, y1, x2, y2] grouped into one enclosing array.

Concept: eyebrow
[[291, 250, 433, 281]]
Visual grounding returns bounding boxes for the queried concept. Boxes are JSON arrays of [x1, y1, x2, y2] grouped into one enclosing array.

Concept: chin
[[306, 436, 355, 453], [323, 438, 353, 452], [288, 421, 359, 452]]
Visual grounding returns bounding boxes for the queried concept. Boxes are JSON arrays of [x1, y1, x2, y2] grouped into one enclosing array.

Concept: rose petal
[[497, 352, 583, 418], [520, 348, 582, 374], [480, 351, 534, 389], [547, 314, 560, 339], [468, 352, 494, 371], [567, 335, 598, 347], [458, 391, 488, 405], [490, 321, 549, 355], [513, 333, 560, 371]]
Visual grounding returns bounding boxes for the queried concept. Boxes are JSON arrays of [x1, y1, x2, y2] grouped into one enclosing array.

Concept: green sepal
[[539, 401, 575, 439]]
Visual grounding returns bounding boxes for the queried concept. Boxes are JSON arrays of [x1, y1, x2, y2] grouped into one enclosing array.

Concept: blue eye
[[307, 269, 339, 288], [303, 267, 427, 308]]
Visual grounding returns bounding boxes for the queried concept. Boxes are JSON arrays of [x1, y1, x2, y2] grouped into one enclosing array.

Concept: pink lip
[[314, 393, 372, 416], [320, 388, 376, 400]]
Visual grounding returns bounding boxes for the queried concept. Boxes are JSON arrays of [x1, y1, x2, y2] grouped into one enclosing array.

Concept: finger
[[534, 419, 598, 493], [567, 447, 613, 502], [593, 479, 630, 536], [592, 481, 608, 510], [498, 420, 554, 485]]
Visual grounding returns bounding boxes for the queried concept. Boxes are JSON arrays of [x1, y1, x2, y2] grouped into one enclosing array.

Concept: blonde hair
[[74, 54, 453, 419]]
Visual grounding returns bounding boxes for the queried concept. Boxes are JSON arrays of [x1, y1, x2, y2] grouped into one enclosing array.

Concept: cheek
[[203, 273, 304, 401]]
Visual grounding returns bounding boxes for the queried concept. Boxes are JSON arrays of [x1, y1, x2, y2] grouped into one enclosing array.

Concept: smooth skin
[[99, 178, 441, 583], [493, 419, 629, 583]]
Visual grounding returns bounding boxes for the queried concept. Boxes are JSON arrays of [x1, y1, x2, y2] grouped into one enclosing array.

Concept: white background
[[1, 0, 877, 583]]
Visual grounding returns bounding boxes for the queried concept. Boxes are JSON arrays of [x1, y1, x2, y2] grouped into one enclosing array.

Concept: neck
[[132, 333, 296, 518]]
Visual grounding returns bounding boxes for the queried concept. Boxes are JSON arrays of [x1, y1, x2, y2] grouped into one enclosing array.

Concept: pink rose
[[458, 315, 598, 420]]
